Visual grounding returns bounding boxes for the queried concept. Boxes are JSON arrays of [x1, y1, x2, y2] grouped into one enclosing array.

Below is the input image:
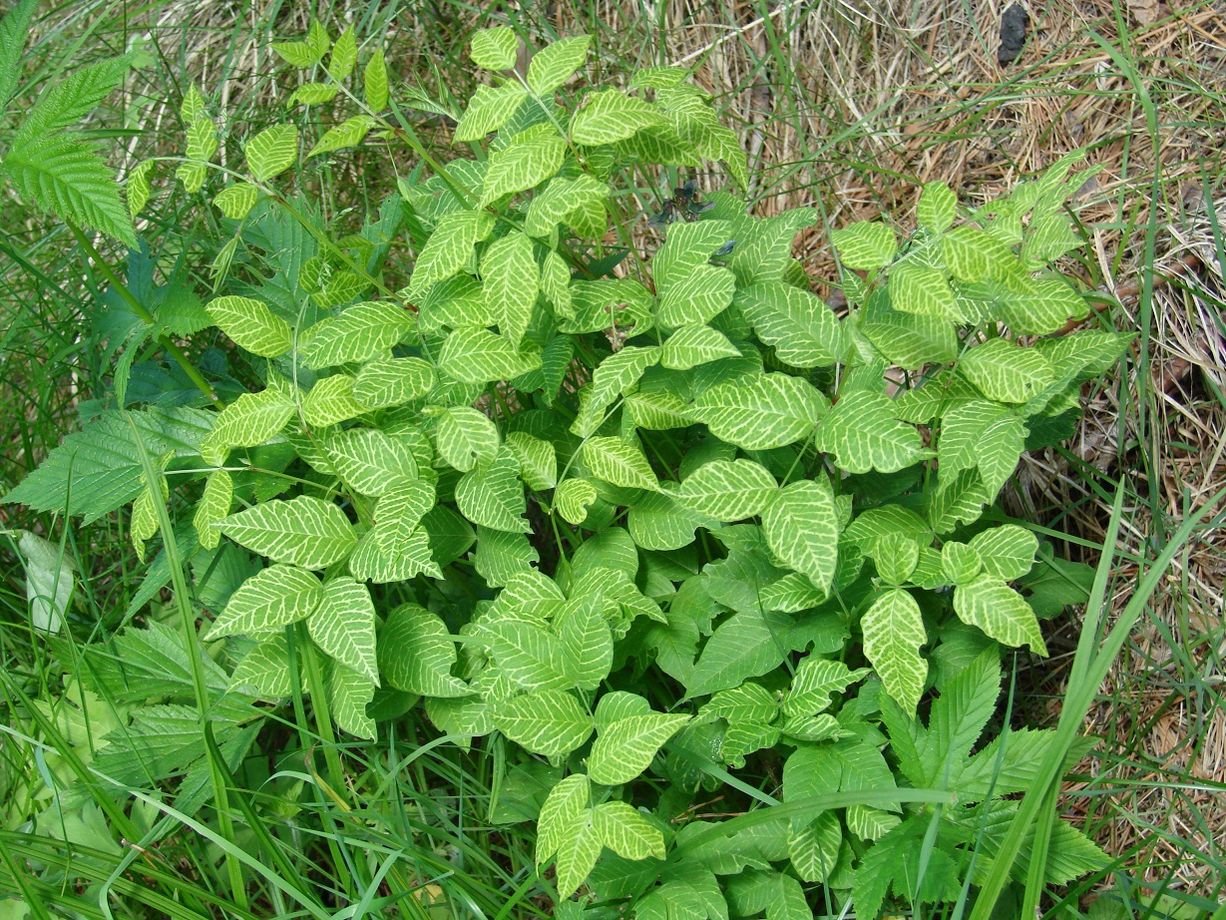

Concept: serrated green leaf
[[220, 496, 355, 569], [832, 221, 897, 270], [481, 231, 538, 346], [456, 449, 528, 532], [206, 295, 292, 357], [434, 406, 499, 472], [204, 564, 322, 639], [363, 49, 388, 111], [494, 690, 593, 756], [570, 89, 663, 145], [353, 356, 436, 409], [861, 588, 928, 715], [954, 575, 1047, 653], [244, 124, 298, 181], [762, 478, 839, 594], [959, 338, 1054, 403], [438, 326, 541, 383], [379, 604, 470, 696], [592, 801, 665, 860], [735, 281, 843, 367], [692, 372, 827, 451], [674, 459, 777, 521], [193, 469, 232, 550], [581, 436, 658, 491], [555, 478, 597, 524], [997, 276, 1089, 335], [967, 525, 1037, 581], [470, 26, 518, 69], [815, 390, 927, 474], [307, 577, 378, 684], [527, 35, 591, 94], [453, 81, 529, 142], [587, 712, 690, 785]]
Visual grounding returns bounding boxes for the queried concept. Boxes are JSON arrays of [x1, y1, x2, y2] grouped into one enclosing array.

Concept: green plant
[[5, 19, 1134, 916]]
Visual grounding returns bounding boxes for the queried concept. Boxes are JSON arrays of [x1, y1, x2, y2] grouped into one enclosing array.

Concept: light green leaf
[[674, 459, 777, 521], [192, 469, 232, 550], [271, 20, 329, 67], [581, 436, 658, 491], [408, 209, 491, 296], [814, 390, 927, 474], [329, 663, 375, 739], [996, 277, 1089, 335], [555, 813, 601, 899], [524, 174, 609, 239], [831, 221, 897, 270], [378, 604, 470, 696], [937, 399, 1026, 500], [325, 428, 418, 495], [244, 124, 298, 181], [481, 231, 538, 346], [889, 262, 958, 319], [200, 388, 294, 466], [555, 478, 597, 525], [506, 431, 556, 491], [127, 159, 153, 217], [588, 712, 690, 785], [434, 406, 499, 472], [536, 774, 590, 866], [453, 81, 529, 142], [788, 810, 841, 883], [231, 637, 295, 698], [570, 89, 663, 145], [735, 281, 843, 367], [494, 690, 593, 757], [940, 541, 982, 585], [308, 114, 377, 157], [762, 478, 839, 594], [307, 577, 378, 684], [327, 26, 357, 80], [455, 449, 528, 532], [571, 345, 660, 437], [592, 801, 665, 860], [212, 183, 260, 220], [660, 325, 740, 370], [439, 327, 541, 383], [953, 574, 1047, 653], [942, 226, 1018, 283], [657, 264, 736, 329], [558, 596, 614, 689], [527, 35, 591, 94], [287, 82, 339, 107], [363, 49, 388, 111], [204, 564, 322, 639], [348, 522, 440, 584], [300, 301, 414, 369], [302, 374, 365, 427], [485, 620, 572, 691], [785, 657, 870, 718], [959, 338, 1054, 404], [16, 531, 71, 633], [353, 356, 436, 409], [861, 588, 928, 715], [470, 27, 518, 69], [220, 496, 356, 569], [967, 525, 1038, 581], [917, 181, 956, 232], [870, 532, 920, 586], [480, 128, 566, 206], [206, 295, 292, 357], [692, 372, 827, 451]]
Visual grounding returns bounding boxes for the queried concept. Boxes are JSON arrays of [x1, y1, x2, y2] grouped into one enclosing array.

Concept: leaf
[[831, 221, 897, 270], [485, 620, 573, 691], [527, 35, 591, 94], [308, 114, 377, 157], [735, 281, 843, 367], [378, 605, 469, 697], [329, 663, 375, 739], [203, 564, 322, 640], [243, 124, 298, 181], [206, 295, 292, 357], [889, 262, 958, 319], [657, 264, 736, 329], [917, 181, 956, 232], [941, 542, 982, 585], [570, 89, 663, 145], [537, 774, 590, 866], [506, 432, 557, 491], [571, 346, 660, 436], [592, 801, 665, 860], [524, 174, 609, 239], [439, 327, 541, 383], [363, 49, 388, 111], [788, 810, 841, 882], [192, 470, 233, 550], [587, 712, 690, 785], [301, 301, 414, 369], [302, 374, 365, 427], [453, 81, 529, 142], [455, 449, 528, 532], [271, 19, 330, 67], [494, 690, 593, 757], [953, 575, 1047, 653], [201, 388, 294, 465], [480, 129, 566, 206], [212, 182, 260, 219], [937, 400, 1026, 499], [958, 338, 1054, 404], [219, 496, 356, 569], [581, 436, 658, 491], [815, 390, 927, 474], [434, 406, 498, 472], [692, 372, 827, 451], [16, 531, 73, 633], [3, 135, 136, 247], [861, 588, 928, 715], [470, 26, 518, 69], [481, 231, 538, 346], [762, 478, 839, 594], [673, 459, 777, 522], [353, 356, 436, 409], [0, 0, 36, 116], [557, 596, 614, 689], [555, 812, 602, 899], [660, 325, 740, 370], [688, 610, 794, 697], [784, 657, 870, 718], [328, 26, 357, 80], [126, 159, 154, 217], [15, 55, 130, 139], [555, 479, 597, 525], [307, 577, 378, 684], [325, 428, 418, 496], [286, 82, 338, 107], [967, 524, 1037, 581]]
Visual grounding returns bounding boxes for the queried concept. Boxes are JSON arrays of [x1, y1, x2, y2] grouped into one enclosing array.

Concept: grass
[[1, 0, 1224, 916]]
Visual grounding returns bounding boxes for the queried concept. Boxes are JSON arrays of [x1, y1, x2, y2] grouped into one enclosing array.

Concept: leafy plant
[[5, 20, 1129, 916]]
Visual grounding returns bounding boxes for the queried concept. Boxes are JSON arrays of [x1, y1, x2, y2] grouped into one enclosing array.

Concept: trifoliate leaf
[[308, 577, 379, 684], [815, 390, 927, 474]]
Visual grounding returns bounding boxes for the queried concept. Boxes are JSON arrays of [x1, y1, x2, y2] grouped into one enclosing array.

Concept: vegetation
[[1, 3, 1223, 918]]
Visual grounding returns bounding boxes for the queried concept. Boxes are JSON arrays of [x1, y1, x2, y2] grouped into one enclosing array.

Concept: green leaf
[[941, 542, 983, 585], [287, 82, 338, 107], [3, 135, 136, 247], [861, 588, 928, 715], [302, 374, 365, 427], [243, 124, 298, 181], [203, 564, 322, 640], [353, 356, 436, 409], [16, 55, 130, 140], [762, 478, 839, 594], [126, 159, 153, 217], [485, 620, 572, 691], [571, 345, 660, 437], [917, 181, 956, 232], [673, 459, 777, 521], [536, 774, 590, 866], [570, 89, 663, 145], [558, 596, 614, 689], [409, 209, 491, 296], [942, 226, 1018, 283], [527, 35, 591, 94], [524, 174, 609, 239], [308, 114, 377, 157], [232, 637, 295, 698], [555, 813, 602, 899], [788, 810, 841, 882], [967, 524, 1037, 581], [592, 801, 665, 860], [481, 231, 538, 346], [657, 264, 736, 329], [480, 128, 566, 206], [220, 496, 356, 569], [329, 663, 375, 739], [735, 281, 843, 367], [587, 712, 690, 785], [0, 0, 36, 116], [494, 690, 593, 757], [660, 325, 740, 370], [996, 277, 1089, 335], [831, 221, 897, 270], [325, 428, 418, 495], [271, 19, 330, 67], [192, 470, 233, 550], [555, 479, 597, 525], [958, 338, 1054, 404], [435, 406, 499, 472], [327, 26, 357, 80], [692, 372, 827, 451], [872, 532, 920, 585], [301, 301, 414, 369], [212, 183, 260, 219], [815, 390, 927, 474], [307, 577, 378, 684], [953, 575, 1047, 654], [938, 400, 1026, 499], [784, 657, 870, 717], [200, 388, 294, 466], [363, 49, 388, 111], [888, 262, 958, 319], [470, 27, 518, 69], [349, 522, 440, 584], [379, 604, 470, 697], [456, 449, 528, 532], [439, 327, 541, 383], [581, 436, 658, 491], [206, 295, 293, 357], [506, 432, 557, 491], [453, 81, 529, 142]]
